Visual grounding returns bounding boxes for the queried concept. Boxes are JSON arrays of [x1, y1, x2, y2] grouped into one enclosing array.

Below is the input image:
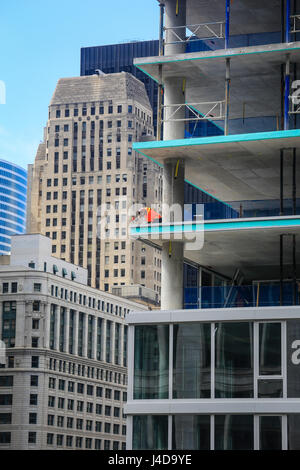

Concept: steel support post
[[224, 58, 231, 136], [284, 56, 291, 130], [293, 148, 297, 214], [293, 234, 297, 305], [286, 0, 291, 42], [280, 234, 284, 306], [280, 149, 284, 215], [225, 0, 230, 49]]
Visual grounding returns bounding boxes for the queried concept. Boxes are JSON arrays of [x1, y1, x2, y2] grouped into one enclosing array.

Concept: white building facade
[[0, 234, 147, 450]]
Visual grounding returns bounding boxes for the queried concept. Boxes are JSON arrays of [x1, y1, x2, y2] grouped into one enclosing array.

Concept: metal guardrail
[[164, 21, 225, 45], [162, 101, 225, 123], [290, 15, 300, 34]]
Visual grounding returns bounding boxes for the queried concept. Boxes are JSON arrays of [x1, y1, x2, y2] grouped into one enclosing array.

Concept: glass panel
[[133, 415, 168, 450], [288, 415, 300, 450], [258, 380, 283, 398], [134, 325, 169, 399], [215, 415, 254, 450], [215, 322, 253, 398], [259, 416, 282, 450], [172, 415, 210, 450], [173, 323, 210, 398], [259, 323, 281, 375]]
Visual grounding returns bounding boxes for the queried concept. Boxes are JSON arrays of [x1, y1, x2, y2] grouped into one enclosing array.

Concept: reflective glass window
[[215, 415, 254, 450], [215, 322, 253, 398], [134, 325, 169, 399], [259, 323, 281, 375], [133, 415, 168, 450], [173, 323, 210, 398], [259, 416, 282, 450], [172, 415, 210, 450]]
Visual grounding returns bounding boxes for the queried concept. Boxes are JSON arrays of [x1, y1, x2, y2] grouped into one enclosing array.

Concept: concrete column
[[111, 321, 116, 364], [102, 319, 107, 362], [164, 0, 186, 56], [83, 313, 88, 358], [163, 77, 186, 141], [54, 305, 60, 351], [93, 316, 98, 360], [73, 310, 79, 356], [161, 75, 186, 311], [44, 303, 51, 349], [64, 308, 70, 353], [120, 324, 125, 367]]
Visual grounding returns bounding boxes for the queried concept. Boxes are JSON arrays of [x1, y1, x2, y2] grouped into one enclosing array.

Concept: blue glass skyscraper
[[0, 160, 27, 254]]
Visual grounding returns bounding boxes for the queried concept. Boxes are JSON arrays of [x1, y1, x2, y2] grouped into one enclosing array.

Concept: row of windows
[[0, 431, 125, 449], [48, 378, 125, 401], [54, 104, 128, 118], [46, 414, 126, 434], [52, 103, 147, 119], [45, 173, 128, 191], [49, 286, 130, 317], [48, 358, 128, 386], [47, 395, 120, 417], [46, 433, 125, 450]]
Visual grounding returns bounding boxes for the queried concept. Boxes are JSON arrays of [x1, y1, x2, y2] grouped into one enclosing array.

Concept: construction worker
[[131, 207, 162, 224], [140, 207, 162, 224]]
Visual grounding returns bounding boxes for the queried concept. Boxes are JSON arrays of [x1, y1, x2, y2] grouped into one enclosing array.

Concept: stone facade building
[[0, 234, 147, 450], [27, 72, 162, 300]]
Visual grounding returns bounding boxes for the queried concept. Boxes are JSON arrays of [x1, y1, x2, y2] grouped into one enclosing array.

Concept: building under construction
[[125, 0, 300, 450]]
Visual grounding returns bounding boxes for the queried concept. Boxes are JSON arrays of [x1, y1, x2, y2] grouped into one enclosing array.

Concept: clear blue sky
[[0, 0, 159, 170]]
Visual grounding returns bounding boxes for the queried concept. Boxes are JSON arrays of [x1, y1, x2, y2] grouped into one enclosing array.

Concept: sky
[[0, 0, 159, 170]]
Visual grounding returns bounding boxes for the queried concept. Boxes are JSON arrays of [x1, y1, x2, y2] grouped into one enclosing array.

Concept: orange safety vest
[[145, 207, 162, 223]]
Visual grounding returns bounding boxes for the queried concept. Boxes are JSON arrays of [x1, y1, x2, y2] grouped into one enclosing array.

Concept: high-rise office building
[[0, 233, 147, 450], [81, 41, 159, 133], [27, 73, 162, 299], [125, 0, 300, 450], [0, 160, 27, 255], [80, 40, 238, 304]]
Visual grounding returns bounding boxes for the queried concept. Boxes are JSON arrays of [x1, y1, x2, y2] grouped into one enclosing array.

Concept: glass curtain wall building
[[0, 160, 27, 254]]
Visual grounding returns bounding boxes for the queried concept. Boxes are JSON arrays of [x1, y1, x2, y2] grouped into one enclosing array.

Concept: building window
[[32, 301, 40, 312], [173, 323, 211, 399], [133, 415, 168, 450], [47, 414, 54, 426], [29, 394, 38, 406], [28, 432, 36, 444], [31, 356, 39, 368], [29, 413, 37, 424], [31, 337, 39, 348], [33, 283, 41, 293], [11, 282, 17, 293], [48, 396, 55, 407], [134, 325, 169, 399], [32, 319, 39, 329], [30, 376, 38, 387], [57, 397, 65, 409], [215, 415, 254, 450]]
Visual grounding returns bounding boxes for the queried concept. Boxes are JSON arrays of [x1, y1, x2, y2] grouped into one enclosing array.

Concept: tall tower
[[28, 73, 162, 297], [0, 159, 27, 255]]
